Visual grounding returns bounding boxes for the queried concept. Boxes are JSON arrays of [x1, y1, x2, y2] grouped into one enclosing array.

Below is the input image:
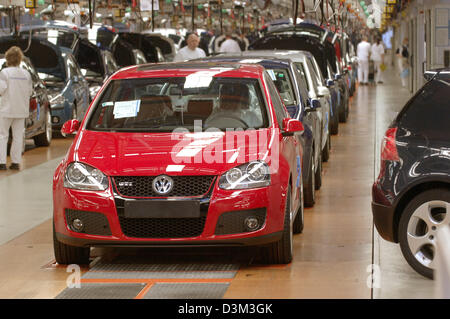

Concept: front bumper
[[53, 181, 286, 247]]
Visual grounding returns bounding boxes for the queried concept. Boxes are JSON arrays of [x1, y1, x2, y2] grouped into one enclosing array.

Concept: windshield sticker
[[113, 100, 141, 119]]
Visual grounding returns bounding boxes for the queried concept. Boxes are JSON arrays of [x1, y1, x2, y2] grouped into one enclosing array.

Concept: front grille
[[65, 209, 112, 236], [118, 216, 207, 238], [114, 197, 210, 239], [113, 176, 216, 198]]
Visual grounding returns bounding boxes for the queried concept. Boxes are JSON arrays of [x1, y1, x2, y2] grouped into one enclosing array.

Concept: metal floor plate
[[143, 283, 230, 299], [83, 271, 236, 279], [55, 283, 146, 299]]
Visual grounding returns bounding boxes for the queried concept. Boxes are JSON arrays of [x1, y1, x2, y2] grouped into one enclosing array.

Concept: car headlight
[[50, 94, 66, 108], [219, 161, 271, 190], [64, 162, 109, 191]]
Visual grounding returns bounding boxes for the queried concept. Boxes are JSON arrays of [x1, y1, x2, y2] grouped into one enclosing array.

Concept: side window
[[293, 64, 310, 111], [312, 58, 325, 84], [69, 56, 83, 78], [265, 73, 289, 127], [399, 80, 450, 140], [307, 58, 322, 88], [67, 56, 76, 79]]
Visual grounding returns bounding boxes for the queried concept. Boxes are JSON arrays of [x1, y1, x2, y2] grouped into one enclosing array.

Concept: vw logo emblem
[[152, 175, 174, 195]]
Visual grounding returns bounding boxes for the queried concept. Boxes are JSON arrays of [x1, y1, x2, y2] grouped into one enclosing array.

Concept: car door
[[66, 54, 89, 119], [307, 57, 330, 150], [24, 60, 48, 136], [292, 62, 321, 170], [264, 73, 302, 210]]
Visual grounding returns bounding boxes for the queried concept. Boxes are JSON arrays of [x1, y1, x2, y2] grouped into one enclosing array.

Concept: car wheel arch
[[393, 180, 450, 243]]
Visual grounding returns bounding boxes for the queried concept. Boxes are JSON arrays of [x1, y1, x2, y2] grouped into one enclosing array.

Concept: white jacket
[[0, 67, 33, 118], [219, 39, 242, 53]]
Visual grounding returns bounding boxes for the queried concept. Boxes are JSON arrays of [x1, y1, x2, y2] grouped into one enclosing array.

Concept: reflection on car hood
[[70, 129, 275, 176]]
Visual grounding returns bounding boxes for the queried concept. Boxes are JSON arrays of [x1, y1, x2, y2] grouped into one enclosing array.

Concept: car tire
[[339, 97, 347, 123], [303, 152, 315, 207], [330, 109, 339, 135], [398, 188, 450, 279], [263, 185, 293, 264], [33, 110, 52, 147], [314, 152, 322, 190], [293, 191, 304, 234], [53, 222, 90, 265], [322, 134, 330, 163]]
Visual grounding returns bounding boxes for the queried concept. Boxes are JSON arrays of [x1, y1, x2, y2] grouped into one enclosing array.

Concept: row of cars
[[0, 20, 177, 148], [51, 23, 360, 265]]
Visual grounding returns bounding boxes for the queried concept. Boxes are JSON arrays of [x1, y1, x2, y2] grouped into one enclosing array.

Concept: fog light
[[244, 217, 259, 231], [72, 218, 84, 232], [52, 116, 60, 124]]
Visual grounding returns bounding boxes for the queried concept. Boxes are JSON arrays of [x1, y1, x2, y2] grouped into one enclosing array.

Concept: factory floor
[[0, 69, 434, 299]]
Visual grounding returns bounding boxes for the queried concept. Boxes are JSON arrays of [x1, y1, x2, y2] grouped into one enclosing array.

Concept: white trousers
[[358, 60, 369, 83], [374, 61, 384, 83], [0, 117, 25, 164]]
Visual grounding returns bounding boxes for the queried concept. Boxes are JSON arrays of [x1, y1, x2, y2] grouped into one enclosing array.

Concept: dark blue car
[[199, 55, 323, 207]]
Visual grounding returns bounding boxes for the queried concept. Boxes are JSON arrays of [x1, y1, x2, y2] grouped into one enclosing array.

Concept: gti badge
[[118, 181, 133, 187], [152, 175, 174, 195]]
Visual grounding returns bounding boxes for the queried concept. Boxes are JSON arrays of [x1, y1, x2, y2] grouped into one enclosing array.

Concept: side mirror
[[61, 119, 80, 136], [334, 74, 342, 81], [317, 86, 329, 98], [326, 79, 335, 87], [282, 118, 304, 136], [306, 98, 321, 112]]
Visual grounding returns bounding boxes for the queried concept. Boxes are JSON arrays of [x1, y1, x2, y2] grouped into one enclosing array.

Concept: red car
[[53, 62, 305, 265]]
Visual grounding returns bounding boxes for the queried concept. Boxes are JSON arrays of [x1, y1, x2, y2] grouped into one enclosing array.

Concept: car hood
[[71, 129, 275, 176]]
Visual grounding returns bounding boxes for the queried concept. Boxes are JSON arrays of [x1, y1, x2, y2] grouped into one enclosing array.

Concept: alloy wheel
[[406, 200, 450, 269]]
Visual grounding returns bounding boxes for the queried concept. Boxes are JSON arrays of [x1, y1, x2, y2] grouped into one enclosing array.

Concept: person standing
[[396, 38, 409, 88], [174, 33, 206, 62], [357, 36, 371, 85], [371, 38, 385, 84], [0, 46, 33, 170], [219, 31, 242, 54]]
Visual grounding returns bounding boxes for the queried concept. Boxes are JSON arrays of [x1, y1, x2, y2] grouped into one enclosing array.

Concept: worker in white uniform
[[174, 33, 206, 62], [0, 46, 33, 170], [356, 36, 371, 85], [371, 38, 385, 84], [219, 31, 242, 54]]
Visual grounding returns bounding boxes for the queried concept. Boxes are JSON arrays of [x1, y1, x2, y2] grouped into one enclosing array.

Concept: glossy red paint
[[53, 63, 303, 247]]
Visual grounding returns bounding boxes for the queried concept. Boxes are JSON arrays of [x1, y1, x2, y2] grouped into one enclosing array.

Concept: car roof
[[200, 54, 292, 68], [111, 61, 265, 80], [424, 68, 450, 82], [250, 50, 312, 62]]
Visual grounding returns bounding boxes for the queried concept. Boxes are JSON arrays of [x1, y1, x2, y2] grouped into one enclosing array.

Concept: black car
[[115, 33, 162, 64], [72, 37, 119, 100], [0, 55, 52, 148], [249, 24, 348, 124], [372, 69, 450, 279]]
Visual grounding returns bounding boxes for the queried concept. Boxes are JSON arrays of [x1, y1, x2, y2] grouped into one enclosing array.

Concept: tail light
[[381, 127, 400, 162]]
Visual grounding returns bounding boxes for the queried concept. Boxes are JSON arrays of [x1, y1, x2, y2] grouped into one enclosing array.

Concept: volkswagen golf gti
[[53, 62, 305, 265]]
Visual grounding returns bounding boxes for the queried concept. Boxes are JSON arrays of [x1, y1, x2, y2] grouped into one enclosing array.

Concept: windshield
[[27, 29, 76, 49], [87, 76, 269, 132], [267, 68, 296, 106]]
